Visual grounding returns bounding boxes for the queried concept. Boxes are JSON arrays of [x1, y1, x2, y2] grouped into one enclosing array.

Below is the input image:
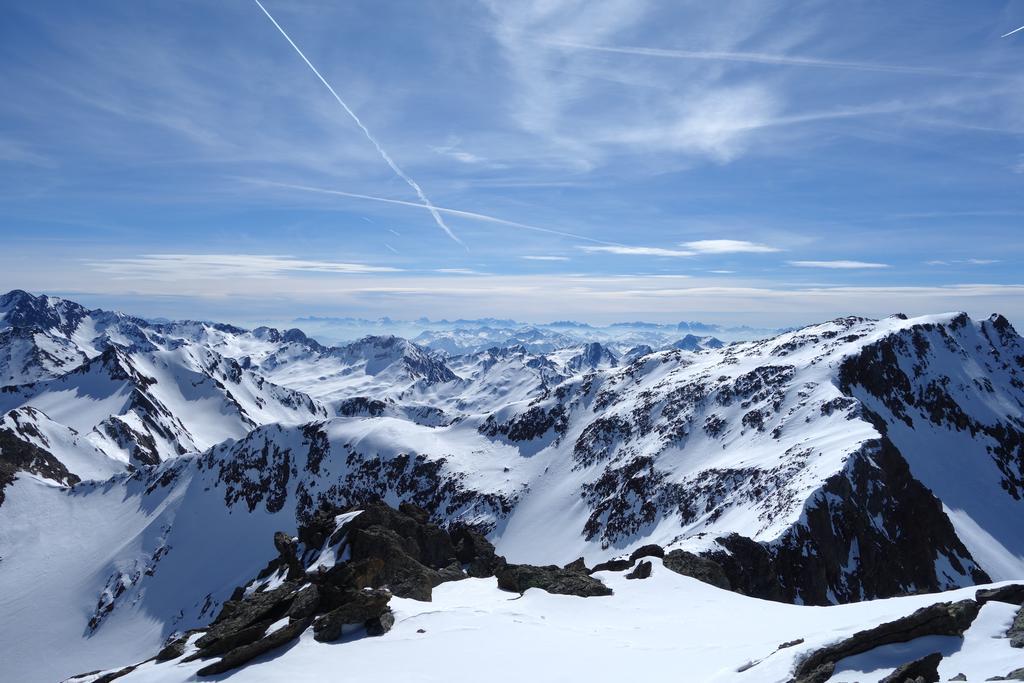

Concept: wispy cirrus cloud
[[789, 260, 889, 269], [926, 258, 1000, 266], [522, 255, 570, 261], [539, 39, 1005, 79], [682, 239, 781, 254], [86, 254, 401, 280], [580, 245, 696, 257]]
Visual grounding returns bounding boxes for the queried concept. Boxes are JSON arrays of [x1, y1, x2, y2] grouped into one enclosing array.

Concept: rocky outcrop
[[495, 564, 612, 597], [1009, 603, 1024, 648], [791, 600, 980, 683], [626, 560, 652, 580], [976, 584, 1024, 606], [662, 550, 731, 590], [0, 425, 79, 505], [878, 652, 942, 683], [702, 437, 990, 606]]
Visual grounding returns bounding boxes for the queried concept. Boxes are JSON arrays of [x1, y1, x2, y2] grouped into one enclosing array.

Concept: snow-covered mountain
[[1, 291, 1023, 682]]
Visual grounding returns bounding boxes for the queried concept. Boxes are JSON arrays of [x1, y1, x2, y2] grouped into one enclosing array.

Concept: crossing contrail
[[1003, 25, 1024, 38], [252, 0, 463, 246], [242, 178, 625, 247]]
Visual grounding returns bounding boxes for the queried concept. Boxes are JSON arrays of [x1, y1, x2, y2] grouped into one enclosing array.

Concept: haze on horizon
[[1, 1, 1022, 329]]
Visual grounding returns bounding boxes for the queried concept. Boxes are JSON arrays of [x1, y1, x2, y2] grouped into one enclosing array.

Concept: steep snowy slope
[[475, 313, 1021, 603], [0, 342, 325, 473]]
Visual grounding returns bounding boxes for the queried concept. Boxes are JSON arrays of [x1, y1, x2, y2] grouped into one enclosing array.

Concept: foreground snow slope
[[88, 565, 1022, 683]]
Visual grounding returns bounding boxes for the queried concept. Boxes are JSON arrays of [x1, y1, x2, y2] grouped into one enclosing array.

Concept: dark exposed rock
[[662, 550, 731, 590], [273, 531, 303, 579], [720, 436, 990, 606], [186, 618, 277, 660], [196, 616, 313, 677], [313, 589, 392, 642], [987, 669, 1024, 681], [496, 563, 612, 597], [705, 534, 783, 601], [879, 652, 942, 683], [346, 501, 459, 570], [0, 426, 80, 505], [591, 558, 634, 573], [286, 585, 321, 619], [194, 580, 302, 653], [629, 544, 665, 561], [626, 560, 652, 580], [563, 557, 588, 573], [792, 600, 981, 682], [949, 674, 967, 681], [450, 523, 504, 578], [976, 584, 1024, 606], [365, 610, 395, 636], [347, 526, 441, 601], [154, 633, 190, 662], [88, 666, 138, 683], [1009, 603, 1024, 647]]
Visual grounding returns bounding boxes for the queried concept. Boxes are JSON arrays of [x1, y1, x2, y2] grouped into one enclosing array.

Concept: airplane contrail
[[540, 38, 1005, 79], [243, 178, 626, 247], [1003, 25, 1024, 38], [252, 0, 463, 246]]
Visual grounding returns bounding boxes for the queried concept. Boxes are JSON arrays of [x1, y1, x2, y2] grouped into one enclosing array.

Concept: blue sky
[[1, 0, 1022, 327]]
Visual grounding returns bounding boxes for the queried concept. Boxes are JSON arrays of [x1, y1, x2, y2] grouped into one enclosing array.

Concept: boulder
[[365, 610, 396, 636], [591, 558, 634, 573], [196, 616, 313, 677], [663, 550, 731, 590], [792, 600, 980, 682], [976, 584, 1024, 606], [154, 633, 190, 662], [496, 563, 613, 597], [312, 589, 392, 642], [629, 544, 665, 561], [626, 560, 652, 580], [879, 652, 942, 683], [626, 561, 651, 581]]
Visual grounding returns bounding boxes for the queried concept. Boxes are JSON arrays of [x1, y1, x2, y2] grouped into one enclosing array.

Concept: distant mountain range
[[1, 289, 1022, 682]]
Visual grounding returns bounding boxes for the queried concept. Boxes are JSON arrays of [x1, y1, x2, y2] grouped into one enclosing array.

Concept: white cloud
[[580, 245, 696, 257], [522, 255, 570, 261], [788, 260, 889, 269], [926, 258, 1000, 266], [86, 254, 400, 280], [682, 239, 781, 254]]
